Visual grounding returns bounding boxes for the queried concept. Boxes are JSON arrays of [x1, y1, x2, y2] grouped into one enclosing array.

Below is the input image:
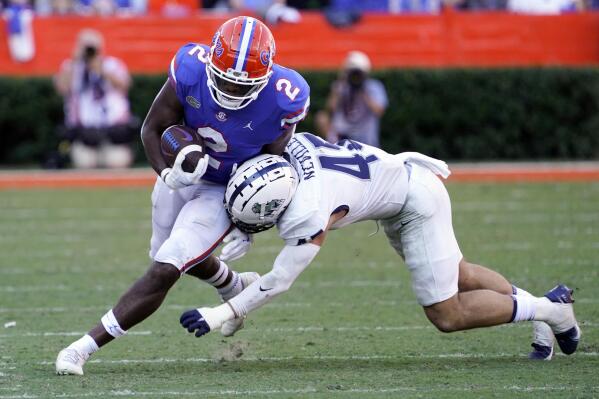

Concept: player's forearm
[[140, 80, 184, 175], [141, 121, 170, 175], [227, 244, 320, 318], [226, 275, 281, 317]]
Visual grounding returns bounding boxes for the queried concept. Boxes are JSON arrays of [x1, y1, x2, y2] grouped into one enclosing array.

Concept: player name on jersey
[[287, 136, 315, 180]]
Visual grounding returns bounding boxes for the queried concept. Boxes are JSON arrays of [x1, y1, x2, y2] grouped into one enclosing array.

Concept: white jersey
[[278, 133, 410, 245]]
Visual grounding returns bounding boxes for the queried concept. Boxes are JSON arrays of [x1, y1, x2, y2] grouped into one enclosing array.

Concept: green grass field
[[1, 182, 598, 398]]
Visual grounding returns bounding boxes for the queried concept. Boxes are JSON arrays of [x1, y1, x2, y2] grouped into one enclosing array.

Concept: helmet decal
[[213, 37, 224, 58], [252, 199, 284, 218], [260, 50, 270, 66]]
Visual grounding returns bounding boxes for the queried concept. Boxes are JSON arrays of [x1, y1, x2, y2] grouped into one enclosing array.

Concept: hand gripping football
[[160, 125, 205, 173]]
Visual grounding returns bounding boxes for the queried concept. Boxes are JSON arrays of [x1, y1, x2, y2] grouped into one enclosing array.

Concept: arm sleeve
[[228, 243, 320, 317], [276, 180, 328, 246]]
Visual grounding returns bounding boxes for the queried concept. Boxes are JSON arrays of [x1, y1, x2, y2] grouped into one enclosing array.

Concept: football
[[160, 125, 205, 173]]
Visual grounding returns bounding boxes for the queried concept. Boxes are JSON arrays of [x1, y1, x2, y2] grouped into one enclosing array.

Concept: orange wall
[[1, 11, 599, 76]]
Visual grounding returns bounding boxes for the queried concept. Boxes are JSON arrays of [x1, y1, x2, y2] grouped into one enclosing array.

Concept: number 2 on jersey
[[276, 79, 300, 101], [196, 127, 227, 169], [187, 45, 208, 64]]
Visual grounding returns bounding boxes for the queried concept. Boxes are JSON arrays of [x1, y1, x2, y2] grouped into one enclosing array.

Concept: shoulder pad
[[271, 65, 311, 128], [169, 43, 210, 87]]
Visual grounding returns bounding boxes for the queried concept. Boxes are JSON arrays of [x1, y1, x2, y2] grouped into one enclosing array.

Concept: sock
[[510, 294, 537, 322], [513, 284, 554, 345], [202, 260, 242, 301], [512, 285, 533, 297], [511, 294, 558, 323], [218, 272, 243, 301], [101, 309, 127, 338], [69, 334, 99, 357]]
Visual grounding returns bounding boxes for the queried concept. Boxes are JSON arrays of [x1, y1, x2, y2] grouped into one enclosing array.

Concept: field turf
[[0, 182, 598, 398]]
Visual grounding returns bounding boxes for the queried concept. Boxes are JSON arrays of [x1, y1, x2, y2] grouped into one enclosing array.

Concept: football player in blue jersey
[[56, 16, 310, 375]]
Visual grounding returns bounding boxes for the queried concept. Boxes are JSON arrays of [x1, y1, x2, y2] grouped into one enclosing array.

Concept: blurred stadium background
[[1, 1, 598, 398]]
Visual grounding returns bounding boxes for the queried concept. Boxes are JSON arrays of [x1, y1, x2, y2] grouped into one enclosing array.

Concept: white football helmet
[[225, 154, 297, 233]]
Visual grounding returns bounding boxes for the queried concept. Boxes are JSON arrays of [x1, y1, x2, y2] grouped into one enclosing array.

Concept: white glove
[[219, 227, 253, 262], [160, 145, 209, 190]]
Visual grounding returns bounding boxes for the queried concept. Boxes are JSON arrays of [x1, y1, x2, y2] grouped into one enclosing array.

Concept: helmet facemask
[[206, 61, 271, 110]]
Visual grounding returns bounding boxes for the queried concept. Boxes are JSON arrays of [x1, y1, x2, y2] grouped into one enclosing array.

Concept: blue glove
[[180, 309, 211, 337]]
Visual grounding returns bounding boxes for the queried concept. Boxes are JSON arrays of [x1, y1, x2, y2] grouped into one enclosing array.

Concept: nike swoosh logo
[[259, 286, 273, 292]]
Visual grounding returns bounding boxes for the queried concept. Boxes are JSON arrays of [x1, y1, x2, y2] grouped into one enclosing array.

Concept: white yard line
[[17, 322, 599, 339], [4, 297, 599, 313], [0, 331, 151, 338], [1, 384, 597, 399], [36, 351, 599, 367], [0, 326, 430, 339], [0, 300, 418, 313], [0, 280, 405, 293]]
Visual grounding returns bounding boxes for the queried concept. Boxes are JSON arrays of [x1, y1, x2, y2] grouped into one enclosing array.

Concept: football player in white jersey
[[180, 133, 580, 359]]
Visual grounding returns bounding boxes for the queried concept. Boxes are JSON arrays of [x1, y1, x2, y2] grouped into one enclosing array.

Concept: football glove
[[180, 308, 225, 338], [219, 227, 253, 262], [160, 145, 209, 190]]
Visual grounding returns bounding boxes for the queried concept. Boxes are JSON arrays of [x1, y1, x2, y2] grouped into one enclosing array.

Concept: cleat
[[529, 343, 553, 360], [221, 272, 259, 337], [55, 348, 88, 375], [544, 284, 581, 355], [554, 326, 581, 355], [528, 321, 554, 360]]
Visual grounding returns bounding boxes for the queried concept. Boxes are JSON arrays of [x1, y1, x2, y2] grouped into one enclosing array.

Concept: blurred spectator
[[51, 0, 74, 13], [316, 51, 388, 148], [36, 0, 146, 15], [331, 0, 389, 11], [229, 0, 301, 24], [448, 0, 507, 10], [159, 0, 193, 17], [331, 0, 441, 13], [286, 0, 329, 8], [507, 0, 582, 13], [53, 29, 136, 169], [3, 0, 35, 62]]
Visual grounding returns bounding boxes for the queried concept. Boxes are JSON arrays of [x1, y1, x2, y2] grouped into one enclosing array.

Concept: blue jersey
[[168, 43, 310, 185]]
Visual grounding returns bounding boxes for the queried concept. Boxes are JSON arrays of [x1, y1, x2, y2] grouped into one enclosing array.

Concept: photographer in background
[[316, 51, 388, 148], [53, 29, 135, 169]]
